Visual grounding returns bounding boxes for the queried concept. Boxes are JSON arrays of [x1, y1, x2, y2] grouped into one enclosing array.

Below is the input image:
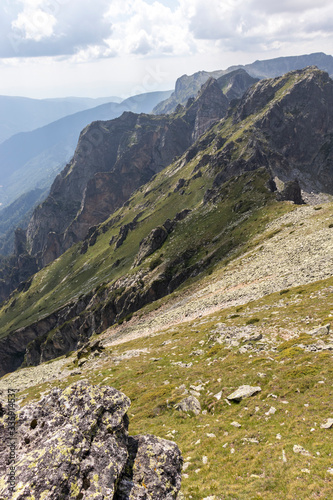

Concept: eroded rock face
[[0, 381, 183, 499], [25, 80, 228, 272]]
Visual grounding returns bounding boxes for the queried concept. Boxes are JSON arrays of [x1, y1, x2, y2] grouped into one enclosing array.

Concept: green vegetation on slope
[[7, 271, 333, 500], [0, 163, 281, 338]]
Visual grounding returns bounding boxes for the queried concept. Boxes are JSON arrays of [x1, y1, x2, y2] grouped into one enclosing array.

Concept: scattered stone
[[190, 384, 204, 392], [327, 468, 333, 475], [172, 361, 193, 368], [177, 384, 188, 395], [308, 323, 331, 336], [301, 469, 311, 474], [293, 445, 312, 457], [248, 333, 263, 342], [276, 433, 282, 440], [227, 385, 261, 402], [202, 456, 208, 465], [206, 433, 216, 438], [190, 390, 201, 397], [214, 391, 223, 400], [231, 421, 242, 428], [190, 349, 204, 356], [175, 396, 201, 415], [242, 438, 259, 444], [282, 450, 287, 463], [320, 418, 333, 429], [265, 406, 277, 416]]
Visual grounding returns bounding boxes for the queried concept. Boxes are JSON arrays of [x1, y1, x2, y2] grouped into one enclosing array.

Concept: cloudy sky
[[0, 0, 333, 98]]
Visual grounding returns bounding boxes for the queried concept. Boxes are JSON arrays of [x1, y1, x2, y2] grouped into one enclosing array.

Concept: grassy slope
[[0, 68, 333, 498], [3, 261, 333, 499]]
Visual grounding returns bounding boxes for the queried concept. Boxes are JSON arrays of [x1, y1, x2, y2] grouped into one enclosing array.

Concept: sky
[[0, 0, 333, 99]]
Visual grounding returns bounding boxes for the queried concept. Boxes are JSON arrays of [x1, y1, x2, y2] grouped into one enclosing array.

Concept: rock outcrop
[[216, 69, 259, 101], [25, 80, 228, 271], [204, 67, 333, 203], [0, 381, 183, 499], [275, 179, 304, 204]]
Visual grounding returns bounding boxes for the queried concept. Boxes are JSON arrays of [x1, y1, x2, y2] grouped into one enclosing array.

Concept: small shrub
[[149, 257, 163, 271], [246, 317, 260, 325]]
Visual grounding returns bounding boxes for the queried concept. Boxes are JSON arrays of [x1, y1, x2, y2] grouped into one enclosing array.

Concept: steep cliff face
[[26, 81, 229, 268], [153, 68, 256, 115], [216, 69, 259, 101], [231, 67, 333, 194], [187, 78, 229, 142]]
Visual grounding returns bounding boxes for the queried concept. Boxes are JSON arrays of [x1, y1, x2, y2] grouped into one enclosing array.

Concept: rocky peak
[[226, 67, 333, 194], [217, 69, 259, 101], [185, 77, 229, 142]]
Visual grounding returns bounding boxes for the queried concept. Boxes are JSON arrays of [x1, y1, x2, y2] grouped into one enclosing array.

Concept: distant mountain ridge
[[154, 52, 333, 114], [0, 90, 173, 211], [0, 94, 122, 145]]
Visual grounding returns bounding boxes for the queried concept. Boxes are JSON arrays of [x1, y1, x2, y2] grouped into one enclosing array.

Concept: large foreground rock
[[0, 381, 183, 499]]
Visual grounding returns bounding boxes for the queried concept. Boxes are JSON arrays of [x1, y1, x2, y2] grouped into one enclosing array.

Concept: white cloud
[[104, 0, 195, 57], [1, 0, 333, 99], [180, 0, 333, 53], [1, 0, 333, 61], [12, 7, 57, 41]]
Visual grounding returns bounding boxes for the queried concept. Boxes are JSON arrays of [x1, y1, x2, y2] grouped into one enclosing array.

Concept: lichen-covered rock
[[175, 396, 201, 415], [0, 381, 183, 499], [116, 435, 183, 499]]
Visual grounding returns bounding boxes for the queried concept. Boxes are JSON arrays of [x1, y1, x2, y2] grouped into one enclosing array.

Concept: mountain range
[[0, 89, 173, 209], [1, 63, 333, 369], [0, 51, 331, 259], [0, 94, 122, 145], [0, 56, 333, 499], [154, 51, 333, 114]]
